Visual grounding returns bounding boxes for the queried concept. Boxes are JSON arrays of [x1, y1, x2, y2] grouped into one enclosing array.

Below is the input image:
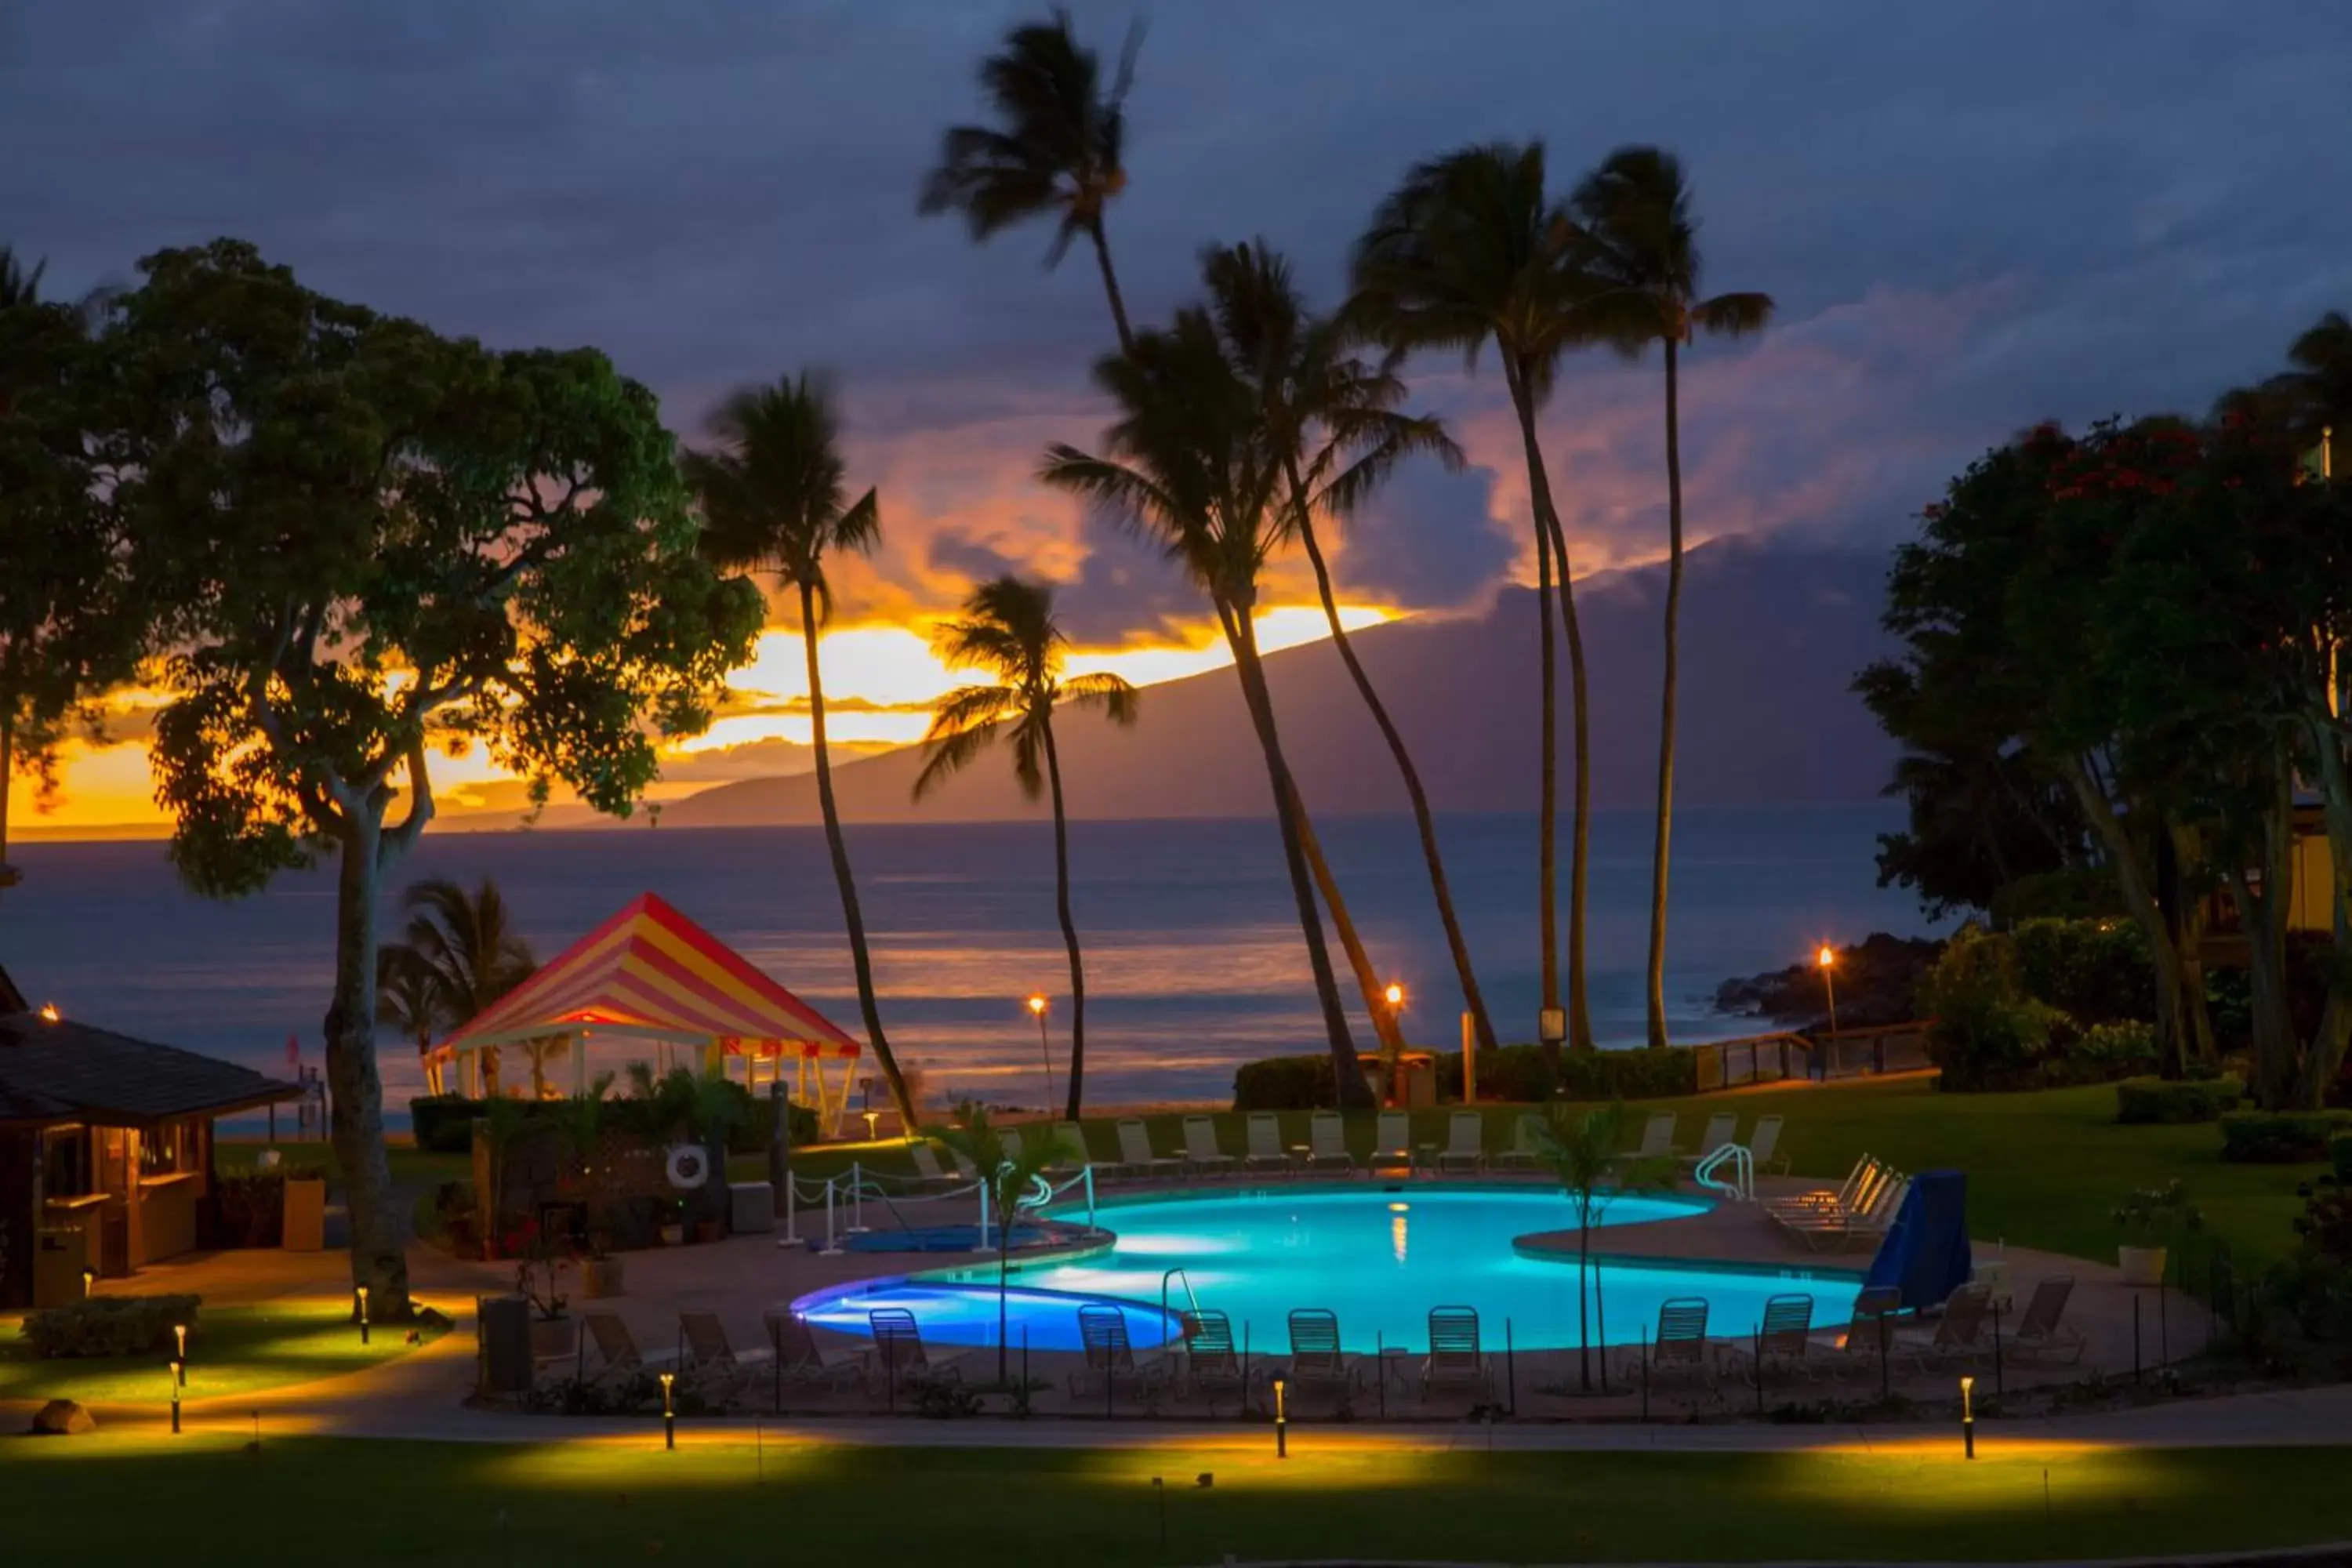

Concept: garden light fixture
[[1961, 1374, 1976, 1459], [1272, 1374, 1288, 1458], [660, 1370, 677, 1450], [169, 1363, 182, 1434]]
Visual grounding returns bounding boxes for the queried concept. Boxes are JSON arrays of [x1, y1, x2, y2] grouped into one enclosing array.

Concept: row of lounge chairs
[[901, 1109, 1789, 1184], [1765, 1154, 1909, 1251], [1069, 1304, 1493, 1403]]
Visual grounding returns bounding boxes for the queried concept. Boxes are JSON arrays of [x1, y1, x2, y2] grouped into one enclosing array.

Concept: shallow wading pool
[[794, 1185, 1863, 1353]]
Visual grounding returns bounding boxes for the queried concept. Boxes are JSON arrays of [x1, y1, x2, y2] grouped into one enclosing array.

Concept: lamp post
[[169, 1363, 182, 1434], [1960, 1374, 1976, 1458], [1027, 993, 1054, 1111], [173, 1323, 188, 1382], [356, 1286, 370, 1345], [660, 1370, 677, 1450], [1817, 946, 1839, 1039], [1272, 1375, 1288, 1459]]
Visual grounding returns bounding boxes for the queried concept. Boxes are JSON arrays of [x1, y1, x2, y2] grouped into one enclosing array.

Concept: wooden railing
[[1693, 1021, 1933, 1091]]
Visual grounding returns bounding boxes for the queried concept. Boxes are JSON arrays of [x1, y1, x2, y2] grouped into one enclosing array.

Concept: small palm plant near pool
[[1530, 1102, 1676, 1392], [937, 1105, 1079, 1385]]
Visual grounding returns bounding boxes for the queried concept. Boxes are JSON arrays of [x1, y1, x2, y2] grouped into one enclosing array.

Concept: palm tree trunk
[[1644, 338, 1683, 1051], [800, 583, 916, 1130], [1289, 480, 1499, 1054], [1221, 600, 1370, 1105], [0, 707, 13, 887], [1041, 717, 1088, 1121], [1289, 788, 1403, 1058], [1087, 219, 1136, 356], [1504, 360, 1562, 1070], [1534, 485, 1596, 1053]]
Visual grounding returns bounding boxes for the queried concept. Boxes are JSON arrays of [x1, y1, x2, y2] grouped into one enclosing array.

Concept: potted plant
[[580, 1231, 623, 1298], [658, 1200, 685, 1248], [2114, 1180, 2200, 1287], [507, 1219, 575, 1360]]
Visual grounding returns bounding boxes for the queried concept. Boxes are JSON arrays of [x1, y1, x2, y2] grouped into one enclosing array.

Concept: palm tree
[[1352, 142, 1600, 1062], [1203, 240, 1502, 1058], [681, 372, 917, 1130], [379, 875, 539, 1091], [1042, 311, 1374, 1105], [374, 944, 444, 1061], [1570, 147, 1776, 1051], [916, 575, 1138, 1120], [938, 1105, 1078, 1384], [920, 11, 1144, 352], [1529, 1101, 1673, 1392]]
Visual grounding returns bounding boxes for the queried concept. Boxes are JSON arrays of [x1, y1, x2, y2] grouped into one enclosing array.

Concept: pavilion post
[[571, 1033, 585, 1097]]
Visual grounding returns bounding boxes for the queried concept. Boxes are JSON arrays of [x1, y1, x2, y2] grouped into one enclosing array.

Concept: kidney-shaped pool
[[795, 1185, 1861, 1352]]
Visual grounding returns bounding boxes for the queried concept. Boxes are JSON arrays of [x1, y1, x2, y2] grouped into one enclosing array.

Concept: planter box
[[281, 1178, 327, 1253]]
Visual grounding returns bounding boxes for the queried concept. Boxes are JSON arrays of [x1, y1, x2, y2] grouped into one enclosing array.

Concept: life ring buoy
[[665, 1144, 710, 1190]]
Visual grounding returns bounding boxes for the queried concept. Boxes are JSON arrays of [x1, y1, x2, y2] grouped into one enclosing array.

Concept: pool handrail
[[1161, 1265, 1204, 1331]]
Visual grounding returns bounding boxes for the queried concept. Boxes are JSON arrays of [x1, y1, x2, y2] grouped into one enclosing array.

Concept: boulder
[[30, 1399, 95, 1436]]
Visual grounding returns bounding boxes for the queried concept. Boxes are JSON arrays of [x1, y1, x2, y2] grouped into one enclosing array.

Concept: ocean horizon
[[0, 805, 1935, 1126]]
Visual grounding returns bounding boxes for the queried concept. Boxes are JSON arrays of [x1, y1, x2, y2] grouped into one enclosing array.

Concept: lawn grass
[[9, 1432, 2349, 1565], [0, 1301, 445, 1406]]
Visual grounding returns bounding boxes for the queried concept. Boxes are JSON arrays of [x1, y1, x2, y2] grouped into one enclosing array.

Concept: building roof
[[430, 891, 862, 1063], [0, 964, 24, 1015], [0, 1011, 302, 1128]]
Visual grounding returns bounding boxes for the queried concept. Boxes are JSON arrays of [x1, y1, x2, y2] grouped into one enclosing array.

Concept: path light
[[80, 1267, 95, 1299], [169, 1363, 182, 1434], [1960, 1374, 1976, 1459], [1272, 1375, 1288, 1459], [173, 1323, 188, 1380], [1817, 945, 1841, 1039], [660, 1370, 677, 1450], [1026, 993, 1054, 1109], [356, 1287, 370, 1345]]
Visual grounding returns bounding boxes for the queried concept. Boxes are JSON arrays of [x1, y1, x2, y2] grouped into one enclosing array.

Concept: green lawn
[[11, 1432, 2350, 1565], [0, 1300, 444, 1406]]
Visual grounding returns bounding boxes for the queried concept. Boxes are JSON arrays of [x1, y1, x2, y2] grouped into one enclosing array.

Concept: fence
[[1695, 1023, 1934, 1091]]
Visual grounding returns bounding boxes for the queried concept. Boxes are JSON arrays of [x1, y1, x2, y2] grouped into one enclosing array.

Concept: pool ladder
[[1160, 1266, 1203, 1335], [1694, 1142, 1756, 1203]]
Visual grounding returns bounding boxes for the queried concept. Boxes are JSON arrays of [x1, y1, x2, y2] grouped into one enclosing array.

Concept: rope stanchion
[[820, 1178, 842, 1256], [848, 1160, 866, 1233]]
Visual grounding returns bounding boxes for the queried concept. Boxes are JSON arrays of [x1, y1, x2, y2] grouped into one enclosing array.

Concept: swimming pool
[[794, 1185, 1863, 1352]]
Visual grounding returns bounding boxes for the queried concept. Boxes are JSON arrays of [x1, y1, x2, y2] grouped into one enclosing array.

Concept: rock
[[30, 1399, 95, 1436]]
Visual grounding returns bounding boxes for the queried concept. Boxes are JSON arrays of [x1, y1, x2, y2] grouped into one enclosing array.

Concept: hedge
[[1235, 1044, 1699, 1111], [2334, 1133, 2352, 1185], [2217, 1109, 2352, 1164], [408, 1090, 815, 1155], [23, 1294, 202, 1359], [2115, 1076, 2243, 1125]]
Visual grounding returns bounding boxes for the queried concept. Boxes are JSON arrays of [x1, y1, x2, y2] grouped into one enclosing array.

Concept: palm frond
[[1059, 671, 1138, 726]]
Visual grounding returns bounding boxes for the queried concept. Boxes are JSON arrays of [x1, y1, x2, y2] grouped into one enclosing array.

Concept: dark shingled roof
[[0, 1011, 301, 1127]]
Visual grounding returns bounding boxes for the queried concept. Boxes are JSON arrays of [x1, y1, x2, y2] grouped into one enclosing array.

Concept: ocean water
[[0, 806, 1929, 1116]]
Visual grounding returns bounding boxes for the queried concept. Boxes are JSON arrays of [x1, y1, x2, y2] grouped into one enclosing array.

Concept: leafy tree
[[377, 876, 539, 1087], [920, 10, 1144, 350], [935, 1105, 1078, 1385], [1569, 147, 1775, 1050], [0, 246, 140, 887], [1529, 1102, 1672, 1392], [2216, 310, 2352, 455], [1043, 310, 1374, 1104], [1352, 142, 1601, 1061], [916, 575, 1138, 1119], [108, 241, 764, 1312], [1203, 239, 1499, 1057], [681, 372, 916, 1131]]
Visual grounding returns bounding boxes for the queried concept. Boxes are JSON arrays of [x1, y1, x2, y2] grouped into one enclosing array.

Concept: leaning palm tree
[[1042, 310, 1373, 1105], [1570, 147, 1776, 1051], [383, 876, 539, 1091], [1352, 142, 1601, 1062], [920, 11, 1144, 352], [1203, 239, 1501, 1058], [682, 372, 917, 1130], [374, 944, 444, 1063], [916, 575, 1138, 1120]]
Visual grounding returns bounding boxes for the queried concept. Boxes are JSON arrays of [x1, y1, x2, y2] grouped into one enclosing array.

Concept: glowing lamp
[[659, 1370, 677, 1450], [1383, 982, 1405, 1010], [1026, 993, 1047, 1017], [356, 1286, 370, 1345], [1959, 1374, 1976, 1459], [1272, 1374, 1288, 1459], [38, 1002, 59, 1022], [1816, 946, 1835, 970], [173, 1323, 188, 1376]]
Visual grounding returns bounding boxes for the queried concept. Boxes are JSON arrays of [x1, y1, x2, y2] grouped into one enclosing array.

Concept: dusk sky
[[7, 1, 2350, 828]]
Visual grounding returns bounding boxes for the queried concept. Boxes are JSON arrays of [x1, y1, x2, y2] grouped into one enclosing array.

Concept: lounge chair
[[1182, 1116, 1237, 1176], [1420, 1306, 1491, 1402], [1766, 1154, 1879, 1217], [1721, 1293, 1816, 1382], [1116, 1119, 1184, 1181], [762, 1311, 866, 1393], [1825, 1286, 1904, 1378], [1175, 1308, 1252, 1403], [582, 1312, 648, 1385], [1243, 1112, 1291, 1172], [1371, 1111, 1414, 1171], [1306, 1111, 1354, 1173], [1048, 1121, 1090, 1173], [945, 1145, 981, 1181], [1621, 1295, 1713, 1386], [1746, 1114, 1788, 1175], [866, 1307, 964, 1394], [907, 1142, 960, 1189], [1494, 1114, 1546, 1171], [2006, 1274, 2086, 1365], [1069, 1303, 1173, 1400], [1681, 1112, 1738, 1172], [677, 1311, 753, 1403], [1286, 1308, 1362, 1395], [1633, 1112, 1679, 1160], [1784, 1173, 1908, 1254], [1897, 1282, 1994, 1370], [1436, 1110, 1485, 1174]]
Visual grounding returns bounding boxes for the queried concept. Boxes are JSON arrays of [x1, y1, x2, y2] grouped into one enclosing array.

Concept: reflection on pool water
[[796, 1186, 1863, 1353]]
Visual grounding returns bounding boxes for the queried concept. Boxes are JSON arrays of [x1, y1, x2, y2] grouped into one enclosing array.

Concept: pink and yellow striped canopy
[[429, 892, 860, 1062]]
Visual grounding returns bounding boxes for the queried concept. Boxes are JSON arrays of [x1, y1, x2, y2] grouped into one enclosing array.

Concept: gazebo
[[425, 893, 863, 1124]]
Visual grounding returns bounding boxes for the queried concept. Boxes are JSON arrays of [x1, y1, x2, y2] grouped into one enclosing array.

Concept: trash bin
[[32, 1225, 89, 1308], [728, 1181, 775, 1235], [281, 1176, 326, 1252], [1360, 1051, 1439, 1109], [477, 1294, 533, 1396]]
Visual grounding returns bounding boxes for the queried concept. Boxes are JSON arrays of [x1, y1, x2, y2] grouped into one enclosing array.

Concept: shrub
[[22, 1294, 202, 1359], [2011, 917, 2155, 1025], [2115, 1076, 2243, 1124], [1919, 928, 2064, 1091], [1438, 1044, 1553, 1102], [2218, 1109, 2352, 1164], [2113, 1179, 2201, 1246], [409, 1088, 813, 1155], [2050, 1020, 2160, 1086], [2334, 1134, 2352, 1185], [1560, 1047, 1698, 1100], [208, 1170, 288, 1247], [1233, 1054, 1335, 1111]]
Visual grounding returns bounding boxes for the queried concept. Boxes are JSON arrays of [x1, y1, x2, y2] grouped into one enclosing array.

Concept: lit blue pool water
[[794, 1186, 1862, 1353]]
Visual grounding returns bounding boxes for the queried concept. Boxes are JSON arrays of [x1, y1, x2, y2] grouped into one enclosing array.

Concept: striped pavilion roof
[[428, 892, 860, 1062]]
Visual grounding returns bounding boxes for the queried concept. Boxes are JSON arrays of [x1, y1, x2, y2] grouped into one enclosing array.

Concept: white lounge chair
[[1421, 1306, 1491, 1401], [1069, 1303, 1173, 1400], [1436, 1110, 1485, 1174], [1182, 1116, 1237, 1176], [866, 1307, 965, 1394], [1243, 1112, 1292, 1172], [1746, 1114, 1787, 1174], [1494, 1113, 1547, 1170], [2006, 1274, 2086, 1365], [762, 1311, 866, 1394], [1049, 1121, 1090, 1173], [1371, 1111, 1414, 1171], [1777, 1171, 1908, 1253], [1682, 1112, 1737, 1171], [1116, 1119, 1184, 1180], [677, 1311, 753, 1403], [907, 1142, 957, 1189], [1306, 1111, 1354, 1173], [1634, 1112, 1679, 1160], [1897, 1283, 1994, 1370], [1765, 1154, 1878, 1218], [1286, 1308, 1362, 1395]]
